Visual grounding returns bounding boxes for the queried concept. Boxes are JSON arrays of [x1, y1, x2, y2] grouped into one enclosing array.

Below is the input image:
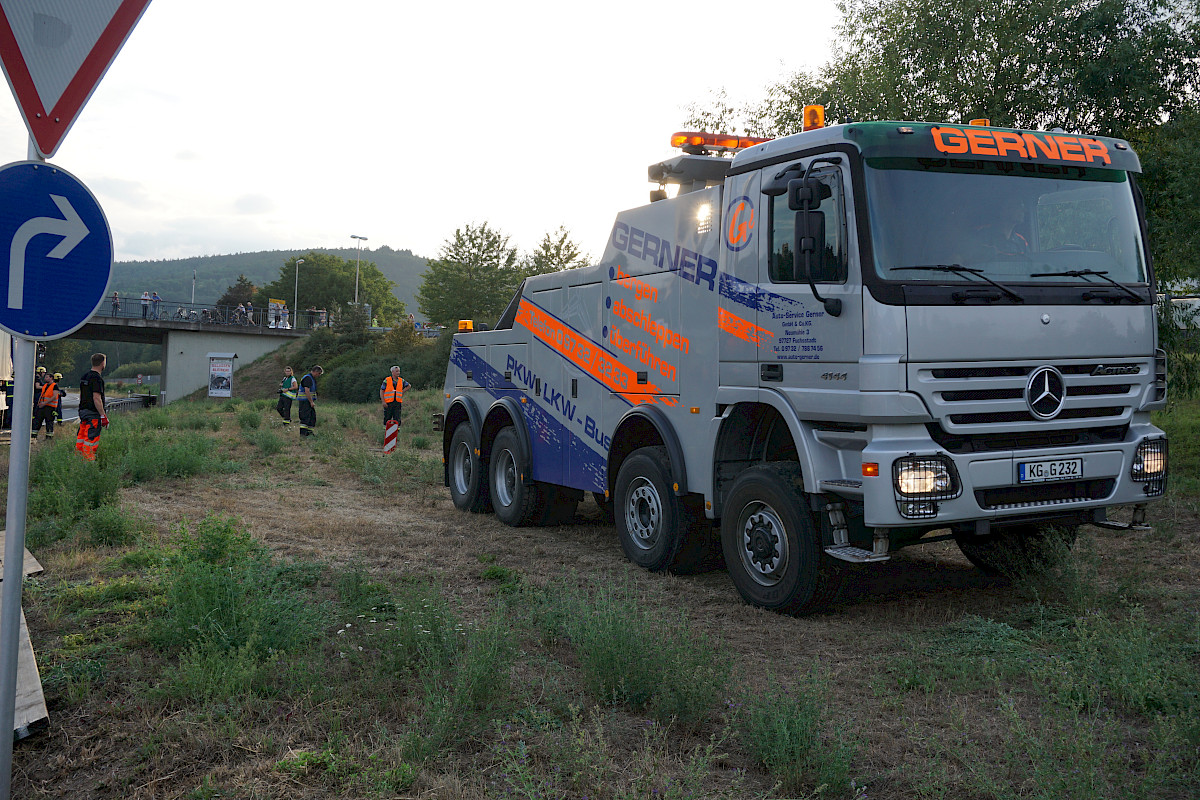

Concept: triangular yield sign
[[0, 0, 152, 158]]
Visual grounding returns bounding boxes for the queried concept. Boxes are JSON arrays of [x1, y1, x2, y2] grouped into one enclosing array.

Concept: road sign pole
[[0, 336, 35, 800]]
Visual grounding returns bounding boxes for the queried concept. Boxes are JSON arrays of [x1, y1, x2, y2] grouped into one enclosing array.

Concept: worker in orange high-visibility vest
[[379, 365, 412, 429], [76, 353, 108, 460], [33, 372, 64, 439]]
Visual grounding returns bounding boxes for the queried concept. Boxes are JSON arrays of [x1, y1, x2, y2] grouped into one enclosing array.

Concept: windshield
[[863, 158, 1147, 284]]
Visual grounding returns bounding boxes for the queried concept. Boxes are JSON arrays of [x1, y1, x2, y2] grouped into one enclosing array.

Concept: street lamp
[[293, 259, 304, 327], [351, 234, 367, 306]]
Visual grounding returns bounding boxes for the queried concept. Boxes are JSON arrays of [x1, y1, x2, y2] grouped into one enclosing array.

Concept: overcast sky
[[0, 0, 840, 265]]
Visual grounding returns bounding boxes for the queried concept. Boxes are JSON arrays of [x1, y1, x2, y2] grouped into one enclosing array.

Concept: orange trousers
[[75, 418, 101, 461]]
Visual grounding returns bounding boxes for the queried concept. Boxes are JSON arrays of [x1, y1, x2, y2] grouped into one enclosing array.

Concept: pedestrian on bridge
[[298, 365, 323, 438], [111, 292, 120, 316], [76, 353, 108, 461], [141, 291, 150, 319], [151, 291, 162, 319], [277, 366, 298, 426]]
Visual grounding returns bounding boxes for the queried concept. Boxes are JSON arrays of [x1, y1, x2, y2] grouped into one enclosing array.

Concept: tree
[[686, 0, 1199, 136], [217, 274, 257, 308], [254, 252, 403, 322], [1133, 109, 1200, 285], [416, 223, 521, 328], [521, 226, 590, 278]]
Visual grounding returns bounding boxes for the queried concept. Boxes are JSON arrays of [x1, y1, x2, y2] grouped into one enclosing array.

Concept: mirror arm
[[796, 157, 843, 317]]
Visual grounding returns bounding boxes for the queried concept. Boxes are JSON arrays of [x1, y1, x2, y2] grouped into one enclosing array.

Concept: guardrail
[[102, 295, 332, 330]]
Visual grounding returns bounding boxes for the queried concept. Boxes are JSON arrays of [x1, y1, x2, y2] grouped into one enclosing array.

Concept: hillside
[[112, 245, 429, 317]]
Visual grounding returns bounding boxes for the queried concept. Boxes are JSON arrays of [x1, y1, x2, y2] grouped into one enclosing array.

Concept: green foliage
[[108, 360, 162, 380], [247, 428, 284, 456], [236, 409, 261, 430], [1156, 300, 1200, 399], [29, 441, 122, 521], [1135, 108, 1200, 284], [151, 515, 321, 662], [736, 670, 859, 796], [216, 274, 257, 309], [542, 579, 729, 727], [1154, 399, 1200, 496], [521, 226, 590, 276], [417, 222, 522, 329], [107, 429, 217, 482], [81, 505, 148, 548], [255, 251, 402, 324], [694, 0, 1199, 139]]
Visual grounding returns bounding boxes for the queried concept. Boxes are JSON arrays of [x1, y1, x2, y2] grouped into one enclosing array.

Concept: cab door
[[755, 161, 864, 395]]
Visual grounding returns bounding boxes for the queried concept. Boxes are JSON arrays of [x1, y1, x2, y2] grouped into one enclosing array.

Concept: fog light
[[1131, 439, 1167, 480], [899, 500, 937, 519]]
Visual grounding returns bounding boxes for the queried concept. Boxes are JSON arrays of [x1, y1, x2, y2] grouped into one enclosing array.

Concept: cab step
[[825, 545, 890, 563]]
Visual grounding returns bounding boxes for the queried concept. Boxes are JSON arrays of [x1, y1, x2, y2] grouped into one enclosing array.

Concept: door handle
[[761, 363, 783, 382]]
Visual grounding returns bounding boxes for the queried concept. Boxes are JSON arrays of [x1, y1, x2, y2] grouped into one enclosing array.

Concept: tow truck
[[440, 107, 1168, 613]]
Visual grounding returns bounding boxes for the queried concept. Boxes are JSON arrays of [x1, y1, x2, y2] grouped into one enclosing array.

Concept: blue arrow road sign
[[0, 160, 111, 339]]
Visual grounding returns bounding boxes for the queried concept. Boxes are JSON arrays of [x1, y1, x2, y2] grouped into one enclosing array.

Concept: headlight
[[1131, 439, 1167, 480], [893, 456, 960, 499], [892, 456, 961, 519]]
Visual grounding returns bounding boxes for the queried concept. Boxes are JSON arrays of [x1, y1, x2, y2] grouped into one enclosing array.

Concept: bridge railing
[[102, 294, 331, 330]]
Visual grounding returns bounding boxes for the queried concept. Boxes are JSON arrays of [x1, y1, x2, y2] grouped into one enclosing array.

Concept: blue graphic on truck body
[[451, 342, 606, 493]]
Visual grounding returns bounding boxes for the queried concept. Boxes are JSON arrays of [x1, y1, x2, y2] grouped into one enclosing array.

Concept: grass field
[[5, 391, 1198, 799]]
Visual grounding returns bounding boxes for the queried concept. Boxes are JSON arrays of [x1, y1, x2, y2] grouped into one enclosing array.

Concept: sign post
[[0, 4, 145, 796]]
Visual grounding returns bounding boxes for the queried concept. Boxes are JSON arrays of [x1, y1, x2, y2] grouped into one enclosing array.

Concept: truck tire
[[954, 523, 1078, 577], [614, 446, 707, 572], [720, 464, 842, 614], [448, 422, 490, 513], [490, 426, 542, 526]]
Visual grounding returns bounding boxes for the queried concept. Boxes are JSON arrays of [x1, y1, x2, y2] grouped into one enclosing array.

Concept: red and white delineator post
[[383, 420, 398, 454]]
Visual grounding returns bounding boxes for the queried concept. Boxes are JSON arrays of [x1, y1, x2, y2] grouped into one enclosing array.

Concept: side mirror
[[794, 210, 826, 278], [787, 177, 831, 211], [792, 209, 842, 316]]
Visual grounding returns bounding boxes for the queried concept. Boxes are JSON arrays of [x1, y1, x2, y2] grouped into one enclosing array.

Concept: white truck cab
[[441, 113, 1168, 614]]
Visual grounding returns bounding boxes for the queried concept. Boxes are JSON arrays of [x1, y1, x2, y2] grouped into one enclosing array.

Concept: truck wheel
[[490, 426, 541, 526], [954, 523, 1078, 577], [448, 422, 490, 513], [720, 464, 842, 614], [615, 446, 690, 572]]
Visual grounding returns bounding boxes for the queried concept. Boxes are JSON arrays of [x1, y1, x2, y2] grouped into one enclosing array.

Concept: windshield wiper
[[891, 264, 1025, 304], [1028, 269, 1145, 303]]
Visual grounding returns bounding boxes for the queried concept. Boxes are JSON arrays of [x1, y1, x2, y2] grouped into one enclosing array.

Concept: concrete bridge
[[74, 309, 308, 403]]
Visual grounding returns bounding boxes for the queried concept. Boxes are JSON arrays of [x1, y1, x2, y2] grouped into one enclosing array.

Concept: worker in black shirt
[[76, 353, 108, 461], [298, 365, 323, 437]]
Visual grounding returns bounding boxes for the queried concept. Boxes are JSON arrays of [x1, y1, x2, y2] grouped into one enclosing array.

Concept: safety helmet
[[36, 366, 46, 373], [53, 373, 62, 380]]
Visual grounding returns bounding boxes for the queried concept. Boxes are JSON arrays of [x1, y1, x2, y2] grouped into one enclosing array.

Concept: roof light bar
[[670, 131, 772, 151]]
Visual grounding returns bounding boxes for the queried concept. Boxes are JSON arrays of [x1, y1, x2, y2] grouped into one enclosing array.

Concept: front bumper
[[859, 420, 1167, 528]]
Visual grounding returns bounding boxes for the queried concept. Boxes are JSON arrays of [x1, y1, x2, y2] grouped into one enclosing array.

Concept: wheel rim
[[493, 448, 517, 508], [736, 501, 790, 587], [451, 441, 473, 495], [623, 477, 662, 551]]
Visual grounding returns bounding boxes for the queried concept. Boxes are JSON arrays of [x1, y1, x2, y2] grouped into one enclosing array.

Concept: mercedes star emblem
[[1026, 366, 1066, 420]]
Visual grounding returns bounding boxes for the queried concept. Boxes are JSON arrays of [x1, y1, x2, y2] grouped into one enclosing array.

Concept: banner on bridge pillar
[[207, 352, 236, 399]]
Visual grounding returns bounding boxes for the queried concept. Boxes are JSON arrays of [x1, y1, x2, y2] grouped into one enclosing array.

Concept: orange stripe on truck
[[718, 306, 774, 346], [516, 299, 665, 404]]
